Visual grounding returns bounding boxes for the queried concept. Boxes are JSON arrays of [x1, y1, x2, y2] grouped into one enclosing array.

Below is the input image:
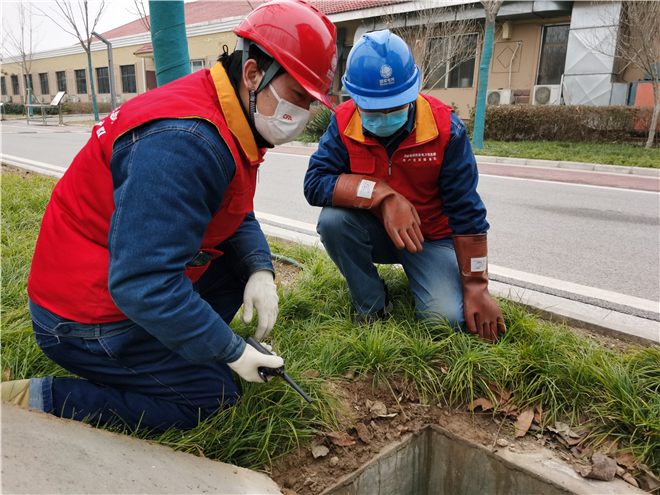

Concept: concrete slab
[[559, 161, 597, 171], [632, 167, 660, 177], [1, 404, 282, 495], [322, 426, 644, 495]]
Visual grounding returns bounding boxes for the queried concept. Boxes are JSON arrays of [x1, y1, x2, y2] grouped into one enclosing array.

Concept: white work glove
[[243, 269, 279, 341], [227, 342, 284, 383]]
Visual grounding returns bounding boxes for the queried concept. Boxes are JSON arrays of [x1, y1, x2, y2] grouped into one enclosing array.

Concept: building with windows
[[0, 1, 647, 118]]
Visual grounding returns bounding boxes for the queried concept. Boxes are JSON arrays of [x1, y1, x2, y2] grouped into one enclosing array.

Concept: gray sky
[[2, 1, 145, 58]]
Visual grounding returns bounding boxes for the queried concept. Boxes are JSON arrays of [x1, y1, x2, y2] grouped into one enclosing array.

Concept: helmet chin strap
[[237, 37, 282, 129]]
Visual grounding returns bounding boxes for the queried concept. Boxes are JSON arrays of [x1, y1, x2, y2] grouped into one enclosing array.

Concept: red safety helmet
[[234, 0, 338, 110]]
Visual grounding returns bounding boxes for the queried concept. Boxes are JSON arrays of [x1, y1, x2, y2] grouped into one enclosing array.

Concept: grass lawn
[[475, 140, 660, 168], [2, 171, 659, 483], [67, 120, 98, 126]]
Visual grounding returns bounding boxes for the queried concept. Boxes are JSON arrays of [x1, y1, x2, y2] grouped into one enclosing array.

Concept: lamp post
[[92, 31, 117, 111]]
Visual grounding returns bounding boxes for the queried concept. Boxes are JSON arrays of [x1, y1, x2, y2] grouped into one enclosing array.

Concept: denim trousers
[[317, 207, 465, 327], [28, 254, 246, 432]]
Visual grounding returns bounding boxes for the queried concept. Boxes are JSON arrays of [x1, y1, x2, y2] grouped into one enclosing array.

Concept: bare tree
[[380, 3, 479, 94], [127, 0, 150, 32], [35, 0, 109, 121], [583, 1, 660, 149], [3, 2, 42, 108]]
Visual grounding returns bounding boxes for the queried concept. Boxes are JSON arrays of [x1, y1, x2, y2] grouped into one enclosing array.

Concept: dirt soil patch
[[1, 163, 50, 179], [273, 259, 301, 290], [272, 375, 553, 495]]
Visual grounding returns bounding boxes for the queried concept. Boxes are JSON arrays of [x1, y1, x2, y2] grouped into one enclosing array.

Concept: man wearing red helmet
[[304, 30, 505, 343], [1, 1, 336, 431]]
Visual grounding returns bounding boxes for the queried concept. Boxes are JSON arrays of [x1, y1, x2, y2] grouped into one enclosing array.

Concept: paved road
[[2, 120, 659, 307]]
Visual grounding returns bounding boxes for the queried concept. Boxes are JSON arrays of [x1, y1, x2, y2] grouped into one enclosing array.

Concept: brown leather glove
[[453, 233, 505, 343], [333, 174, 423, 253]]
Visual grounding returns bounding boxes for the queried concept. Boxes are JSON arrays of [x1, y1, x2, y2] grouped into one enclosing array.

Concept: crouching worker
[[303, 30, 505, 342], [1, 1, 337, 431]]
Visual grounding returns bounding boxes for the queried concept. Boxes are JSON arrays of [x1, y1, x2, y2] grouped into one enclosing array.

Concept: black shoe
[[352, 279, 393, 325]]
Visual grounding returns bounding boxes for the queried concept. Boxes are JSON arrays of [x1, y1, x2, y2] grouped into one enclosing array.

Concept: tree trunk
[[150, 1, 190, 87], [471, 20, 495, 149], [87, 52, 100, 122], [645, 76, 659, 149]]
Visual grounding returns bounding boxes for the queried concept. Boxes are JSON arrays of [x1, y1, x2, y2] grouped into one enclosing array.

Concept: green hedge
[[465, 105, 659, 144], [2, 103, 61, 116]]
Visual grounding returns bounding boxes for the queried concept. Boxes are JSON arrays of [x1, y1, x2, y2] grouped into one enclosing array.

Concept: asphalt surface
[[2, 120, 659, 309]]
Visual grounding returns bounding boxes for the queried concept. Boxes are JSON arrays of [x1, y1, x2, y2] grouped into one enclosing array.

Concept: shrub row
[[2, 101, 115, 116], [465, 105, 659, 143]]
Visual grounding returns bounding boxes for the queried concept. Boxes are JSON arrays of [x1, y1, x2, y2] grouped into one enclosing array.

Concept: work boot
[[1, 379, 31, 408], [352, 279, 393, 325]]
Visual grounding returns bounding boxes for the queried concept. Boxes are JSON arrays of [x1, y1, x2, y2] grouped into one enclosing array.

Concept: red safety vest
[[335, 94, 452, 241], [28, 64, 264, 323]]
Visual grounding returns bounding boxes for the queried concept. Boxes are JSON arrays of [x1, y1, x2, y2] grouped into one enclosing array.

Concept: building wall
[[425, 17, 571, 119], [0, 30, 242, 106]]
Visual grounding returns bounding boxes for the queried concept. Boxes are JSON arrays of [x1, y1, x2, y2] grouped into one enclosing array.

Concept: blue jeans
[[317, 207, 465, 327], [28, 253, 246, 432]]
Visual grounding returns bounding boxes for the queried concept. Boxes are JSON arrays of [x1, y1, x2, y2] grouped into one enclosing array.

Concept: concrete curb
[[473, 154, 660, 177], [1, 403, 282, 494], [279, 141, 660, 177], [260, 223, 659, 347]]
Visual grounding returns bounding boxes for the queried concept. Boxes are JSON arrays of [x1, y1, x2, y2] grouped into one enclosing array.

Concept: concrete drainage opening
[[322, 425, 584, 495]]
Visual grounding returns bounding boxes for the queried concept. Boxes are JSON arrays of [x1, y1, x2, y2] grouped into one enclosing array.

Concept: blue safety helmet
[[342, 30, 420, 110]]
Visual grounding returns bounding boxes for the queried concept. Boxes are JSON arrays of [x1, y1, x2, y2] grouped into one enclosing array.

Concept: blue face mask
[[360, 106, 409, 137]]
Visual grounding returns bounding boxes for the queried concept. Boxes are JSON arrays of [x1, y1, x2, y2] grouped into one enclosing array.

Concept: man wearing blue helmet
[[304, 30, 505, 343]]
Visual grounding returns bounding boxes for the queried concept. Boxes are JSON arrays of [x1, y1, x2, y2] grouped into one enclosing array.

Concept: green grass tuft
[[2, 173, 659, 474]]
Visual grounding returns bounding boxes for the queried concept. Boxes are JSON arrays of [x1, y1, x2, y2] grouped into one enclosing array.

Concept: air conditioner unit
[[101, 97, 108, 103], [116, 96, 124, 104], [532, 85, 561, 105], [36, 96, 44, 103], [70, 95, 80, 103], [487, 89, 514, 105], [2, 95, 11, 103]]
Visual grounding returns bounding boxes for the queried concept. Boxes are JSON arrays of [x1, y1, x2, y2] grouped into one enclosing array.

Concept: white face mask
[[254, 82, 310, 145]]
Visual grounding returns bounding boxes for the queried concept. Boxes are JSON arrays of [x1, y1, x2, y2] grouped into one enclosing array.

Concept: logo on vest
[[109, 108, 120, 123], [379, 65, 395, 86], [283, 114, 293, 121], [402, 151, 437, 163]]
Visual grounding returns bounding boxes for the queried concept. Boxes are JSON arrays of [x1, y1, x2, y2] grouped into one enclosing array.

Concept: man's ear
[[242, 59, 261, 92]]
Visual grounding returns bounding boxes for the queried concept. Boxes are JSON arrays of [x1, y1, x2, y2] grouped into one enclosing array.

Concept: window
[[536, 24, 570, 85], [1, 77, 6, 96], [56, 71, 67, 92], [24, 74, 34, 91], [424, 33, 478, 90], [96, 67, 110, 94], [190, 60, 205, 73], [12, 75, 19, 95], [121, 65, 137, 93], [40, 73, 50, 95], [75, 69, 87, 94]]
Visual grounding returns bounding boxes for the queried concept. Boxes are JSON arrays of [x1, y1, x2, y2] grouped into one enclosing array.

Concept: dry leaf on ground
[[355, 423, 372, 444], [577, 452, 617, 481], [615, 451, 636, 470], [301, 369, 320, 379], [469, 398, 494, 412], [369, 401, 388, 418], [327, 432, 355, 447], [3, 368, 11, 381], [486, 382, 512, 403], [514, 407, 535, 438]]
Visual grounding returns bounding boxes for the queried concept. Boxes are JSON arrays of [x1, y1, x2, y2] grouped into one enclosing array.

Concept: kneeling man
[[304, 30, 505, 342]]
